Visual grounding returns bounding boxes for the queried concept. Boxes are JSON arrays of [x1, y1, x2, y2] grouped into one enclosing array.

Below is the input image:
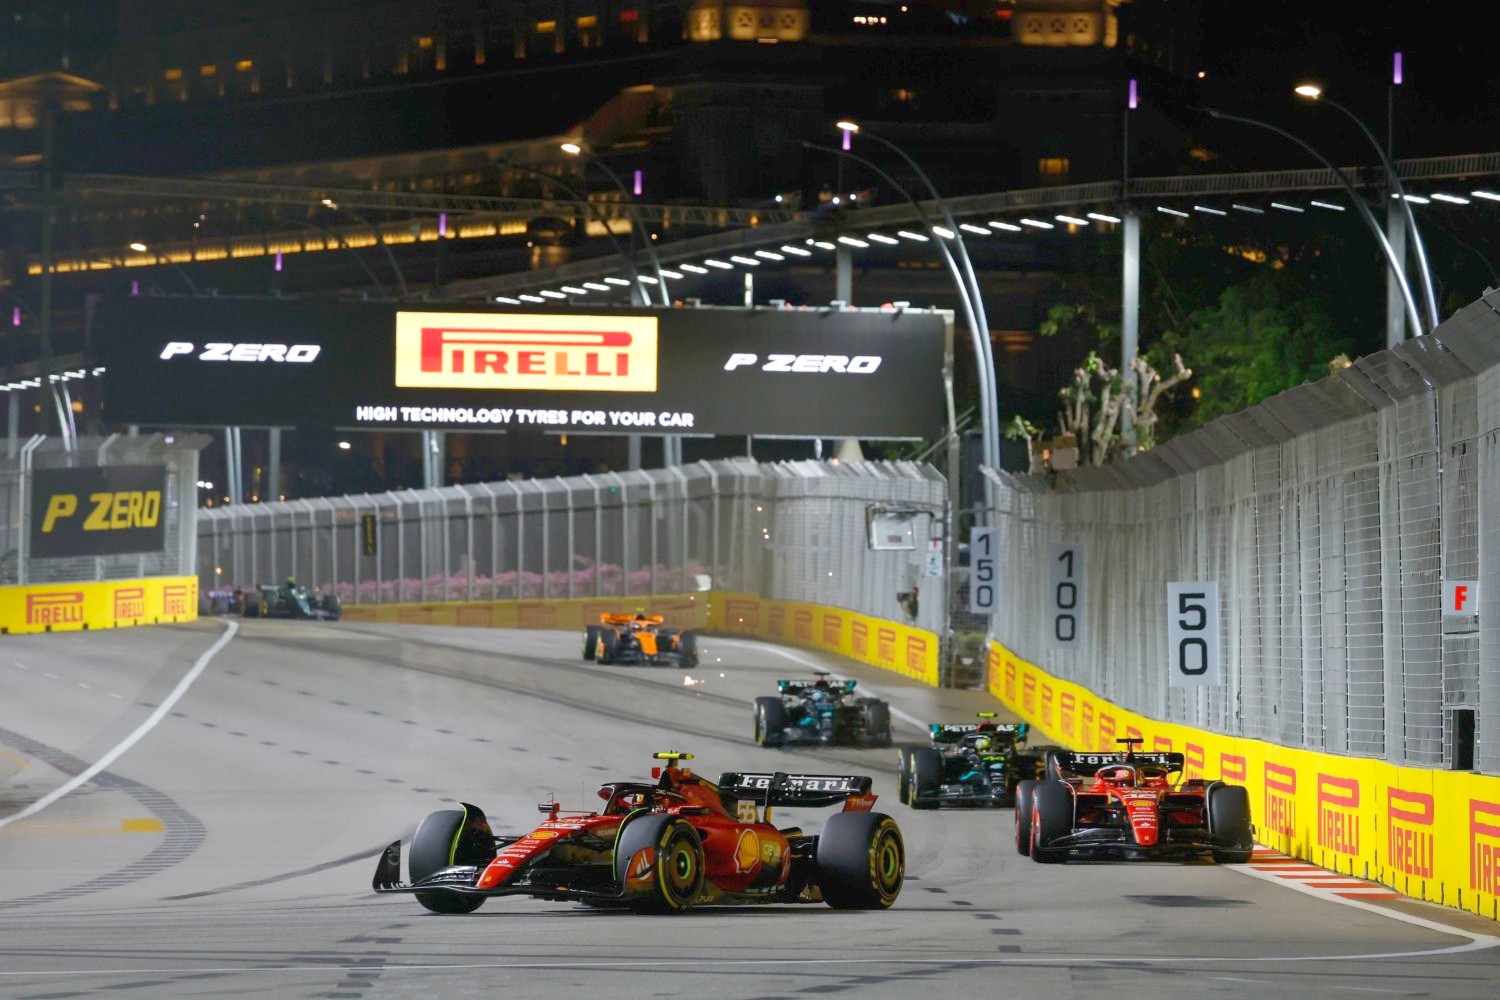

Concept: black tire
[[322, 593, 342, 620], [583, 625, 601, 660], [908, 747, 943, 810], [896, 748, 914, 804], [1030, 782, 1073, 864], [677, 631, 699, 668], [243, 595, 262, 619], [598, 629, 619, 665], [754, 696, 787, 747], [817, 812, 904, 909], [409, 806, 489, 914], [1014, 779, 1037, 856], [613, 814, 704, 913], [862, 701, 892, 747], [1207, 783, 1255, 864]]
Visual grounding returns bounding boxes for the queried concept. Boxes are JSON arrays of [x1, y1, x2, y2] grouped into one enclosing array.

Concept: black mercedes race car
[[754, 673, 892, 748], [241, 583, 342, 620], [899, 714, 1053, 809]]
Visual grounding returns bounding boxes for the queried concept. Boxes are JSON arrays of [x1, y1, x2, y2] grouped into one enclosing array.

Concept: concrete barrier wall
[[990, 637, 1500, 922], [0, 576, 199, 634], [341, 590, 941, 686]]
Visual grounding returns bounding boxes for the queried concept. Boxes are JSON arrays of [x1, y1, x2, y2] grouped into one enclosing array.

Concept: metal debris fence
[[197, 458, 947, 639], [986, 290, 1500, 773]]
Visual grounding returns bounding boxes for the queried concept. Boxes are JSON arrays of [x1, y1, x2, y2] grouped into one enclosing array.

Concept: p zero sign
[[30, 465, 168, 558], [98, 299, 945, 438]]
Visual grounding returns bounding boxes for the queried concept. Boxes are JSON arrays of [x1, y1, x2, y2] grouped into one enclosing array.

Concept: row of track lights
[[494, 188, 1498, 305]]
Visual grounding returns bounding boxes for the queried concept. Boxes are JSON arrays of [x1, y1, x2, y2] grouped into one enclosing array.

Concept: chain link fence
[[987, 289, 1500, 773], [0, 433, 202, 585], [198, 458, 946, 638]]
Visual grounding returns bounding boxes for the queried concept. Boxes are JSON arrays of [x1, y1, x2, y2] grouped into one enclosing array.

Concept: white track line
[[0, 620, 238, 830]]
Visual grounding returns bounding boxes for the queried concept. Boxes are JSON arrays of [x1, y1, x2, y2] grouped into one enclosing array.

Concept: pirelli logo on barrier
[[1317, 774, 1360, 856], [1080, 703, 1095, 749], [1040, 683, 1054, 729], [30, 465, 168, 559], [395, 312, 658, 392], [1098, 711, 1116, 746], [850, 620, 869, 657], [1471, 800, 1500, 895], [163, 582, 194, 617], [726, 599, 759, 630], [793, 609, 812, 642], [768, 606, 786, 639], [27, 590, 84, 627], [877, 627, 896, 664], [1060, 692, 1076, 740], [1185, 742, 1206, 779], [1388, 789, 1435, 879], [1022, 674, 1037, 715], [905, 635, 927, 673], [1153, 735, 1173, 754], [1003, 659, 1017, 702], [114, 586, 146, 620], [1265, 762, 1298, 838], [822, 613, 841, 647], [1220, 753, 1247, 782]]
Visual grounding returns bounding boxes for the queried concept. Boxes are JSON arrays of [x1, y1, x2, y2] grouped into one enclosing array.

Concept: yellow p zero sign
[[394, 311, 658, 392], [29, 465, 168, 558]]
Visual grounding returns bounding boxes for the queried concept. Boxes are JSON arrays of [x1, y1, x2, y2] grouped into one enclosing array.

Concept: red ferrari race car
[[372, 752, 905, 913], [1014, 739, 1254, 864]]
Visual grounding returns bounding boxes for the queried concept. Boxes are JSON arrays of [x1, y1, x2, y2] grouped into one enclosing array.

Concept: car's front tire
[[1014, 778, 1037, 855], [409, 807, 489, 914], [754, 696, 787, 746], [908, 747, 943, 809], [862, 701, 892, 747], [1207, 783, 1255, 864], [583, 625, 601, 660], [1029, 782, 1072, 864], [614, 814, 704, 913], [677, 631, 699, 668]]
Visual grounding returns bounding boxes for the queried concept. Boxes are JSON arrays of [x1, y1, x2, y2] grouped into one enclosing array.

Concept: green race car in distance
[[898, 714, 1056, 809]]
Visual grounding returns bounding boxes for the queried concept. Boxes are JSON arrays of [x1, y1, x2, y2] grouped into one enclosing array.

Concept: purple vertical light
[[1393, 51, 1403, 85], [130, 280, 139, 296], [10, 307, 19, 327], [1128, 78, 1138, 110], [632, 169, 643, 196], [438, 212, 448, 237], [841, 128, 851, 151], [274, 251, 283, 272]]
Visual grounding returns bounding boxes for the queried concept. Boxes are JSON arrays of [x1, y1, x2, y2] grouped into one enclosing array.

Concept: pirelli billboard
[[97, 298, 945, 438]]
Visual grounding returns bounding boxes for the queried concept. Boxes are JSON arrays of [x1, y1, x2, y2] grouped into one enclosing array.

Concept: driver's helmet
[[1104, 766, 1135, 785], [285, 575, 296, 586], [972, 735, 994, 753], [809, 685, 828, 703]]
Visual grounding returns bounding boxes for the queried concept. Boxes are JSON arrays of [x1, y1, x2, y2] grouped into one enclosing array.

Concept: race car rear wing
[[718, 771, 874, 809], [778, 679, 857, 695], [1053, 751, 1186, 776], [929, 722, 1028, 743]]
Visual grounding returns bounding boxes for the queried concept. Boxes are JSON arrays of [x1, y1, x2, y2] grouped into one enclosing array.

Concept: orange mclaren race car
[[583, 612, 699, 667], [1014, 738, 1255, 864], [372, 752, 905, 913]]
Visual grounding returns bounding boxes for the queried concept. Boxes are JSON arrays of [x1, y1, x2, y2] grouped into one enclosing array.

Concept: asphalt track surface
[[2, 619, 1498, 1000]]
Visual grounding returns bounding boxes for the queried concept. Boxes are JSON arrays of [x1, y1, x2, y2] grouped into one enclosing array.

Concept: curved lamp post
[[560, 142, 670, 307], [320, 198, 409, 299], [498, 158, 650, 305], [1205, 108, 1424, 338], [1294, 84, 1439, 331], [833, 120, 1000, 481]]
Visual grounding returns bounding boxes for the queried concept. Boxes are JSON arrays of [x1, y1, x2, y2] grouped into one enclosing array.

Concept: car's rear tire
[[862, 700, 892, 747], [754, 696, 787, 746], [409, 807, 489, 914], [598, 629, 619, 665], [614, 814, 704, 913], [583, 625, 601, 660], [1014, 778, 1037, 856], [243, 594, 262, 618], [1207, 783, 1255, 864], [677, 631, 699, 668], [816, 812, 904, 909], [908, 747, 943, 810], [1030, 782, 1072, 864], [322, 593, 342, 620]]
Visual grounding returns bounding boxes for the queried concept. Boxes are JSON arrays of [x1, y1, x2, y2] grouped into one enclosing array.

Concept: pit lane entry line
[[0, 619, 239, 831]]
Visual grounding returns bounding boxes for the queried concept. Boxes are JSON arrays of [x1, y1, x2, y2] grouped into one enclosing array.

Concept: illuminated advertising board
[[97, 298, 945, 438]]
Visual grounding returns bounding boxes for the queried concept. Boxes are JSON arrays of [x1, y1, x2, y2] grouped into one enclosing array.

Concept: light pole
[[126, 243, 200, 295], [499, 158, 651, 305], [834, 121, 1001, 484], [278, 217, 391, 298], [560, 142, 670, 307], [1294, 84, 1439, 331], [1205, 108, 1424, 336], [320, 198, 409, 299]]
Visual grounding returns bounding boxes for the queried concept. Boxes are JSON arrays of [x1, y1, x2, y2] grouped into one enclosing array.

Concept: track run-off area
[[2, 620, 1498, 1000]]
